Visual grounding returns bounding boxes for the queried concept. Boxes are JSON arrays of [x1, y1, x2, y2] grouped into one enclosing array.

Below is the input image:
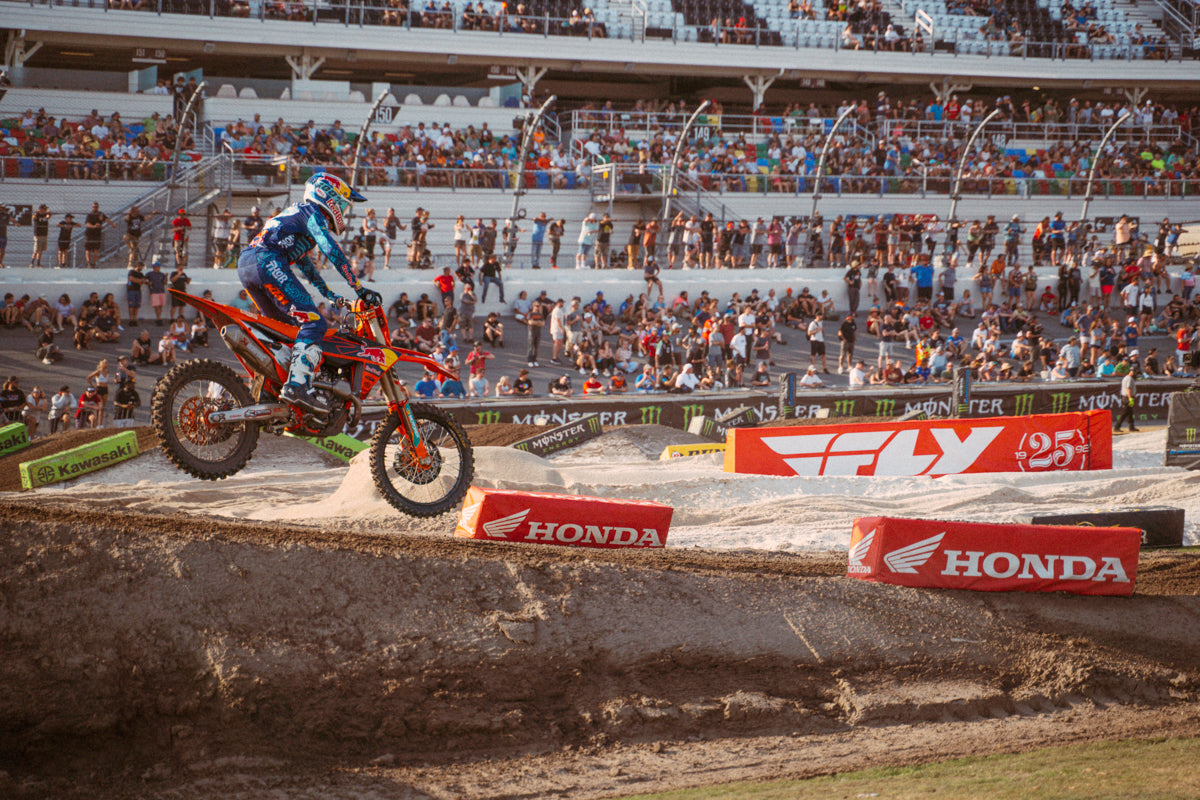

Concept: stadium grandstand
[[2, 0, 1200, 268]]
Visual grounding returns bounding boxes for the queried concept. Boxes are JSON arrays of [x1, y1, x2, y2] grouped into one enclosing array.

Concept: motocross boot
[[280, 342, 329, 415]]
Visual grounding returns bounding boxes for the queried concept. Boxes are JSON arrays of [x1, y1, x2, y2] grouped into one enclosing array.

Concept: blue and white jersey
[[248, 200, 359, 292]]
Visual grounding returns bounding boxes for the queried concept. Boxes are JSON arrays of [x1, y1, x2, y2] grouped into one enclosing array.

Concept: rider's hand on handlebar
[[355, 285, 383, 308]]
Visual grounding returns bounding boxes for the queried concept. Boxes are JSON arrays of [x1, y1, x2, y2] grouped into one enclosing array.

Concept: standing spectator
[[459, 283, 477, 342], [502, 217, 525, 267], [844, 259, 863, 317], [83, 202, 115, 268], [525, 294, 545, 367], [48, 385, 76, 434], [146, 260, 169, 325], [549, 298, 567, 363], [359, 208, 379, 281], [169, 263, 191, 320], [576, 213, 598, 269], [242, 206, 264, 244], [837, 314, 857, 374], [126, 261, 147, 326], [56, 212, 80, 268], [211, 207, 233, 269], [433, 266, 455, 306], [595, 213, 613, 270], [1114, 362, 1139, 432], [807, 315, 828, 373], [381, 208, 404, 270], [529, 211, 548, 269], [171, 207, 192, 267], [124, 204, 155, 267], [30, 204, 51, 268], [644, 256, 664, 302], [548, 217, 564, 268], [113, 377, 141, 426]]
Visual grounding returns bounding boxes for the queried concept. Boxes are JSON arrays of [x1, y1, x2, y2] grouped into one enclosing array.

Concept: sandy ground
[[1, 424, 1199, 799]]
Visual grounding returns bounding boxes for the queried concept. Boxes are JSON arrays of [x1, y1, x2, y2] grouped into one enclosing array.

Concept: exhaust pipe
[[220, 325, 281, 378]]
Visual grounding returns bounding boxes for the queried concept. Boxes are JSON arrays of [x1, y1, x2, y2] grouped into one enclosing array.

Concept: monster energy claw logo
[[1050, 392, 1071, 414], [681, 404, 704, 428], [476, 410, 501, 425], [1013, 393, 1035, 416], [833, 399, 856, 417], [1186, 427, 1198, 444], [873, 398, 896, 417], [640, 405, 663, 425], [588, 415, 601, 433]]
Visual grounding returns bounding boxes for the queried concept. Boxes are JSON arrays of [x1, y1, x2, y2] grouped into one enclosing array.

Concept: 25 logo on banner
[[1016, 429, 1088, 471]]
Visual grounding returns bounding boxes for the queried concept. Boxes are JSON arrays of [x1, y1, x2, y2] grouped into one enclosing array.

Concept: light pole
[[809, 103, 857, 223], [1080, 110, 1133, 222], [351, 92, 394, 190], [660, 100, 711, 226], [948, 108, 1002, 224], [504, 95, 557, 267]]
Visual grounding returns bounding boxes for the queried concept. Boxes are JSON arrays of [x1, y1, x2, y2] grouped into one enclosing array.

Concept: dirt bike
[[151, 288, 474, 517]]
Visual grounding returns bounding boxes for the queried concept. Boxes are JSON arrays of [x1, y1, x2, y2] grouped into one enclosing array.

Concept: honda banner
[[846, 516, 1141, 596], [455, 487, 673, 549], [724, 411, 1112, 477]]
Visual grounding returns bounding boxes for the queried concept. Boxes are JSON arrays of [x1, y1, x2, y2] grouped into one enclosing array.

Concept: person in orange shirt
[[582, 370, 605, 395]]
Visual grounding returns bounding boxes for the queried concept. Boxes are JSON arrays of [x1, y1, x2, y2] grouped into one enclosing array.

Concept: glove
[[355, 285, 383, 308]]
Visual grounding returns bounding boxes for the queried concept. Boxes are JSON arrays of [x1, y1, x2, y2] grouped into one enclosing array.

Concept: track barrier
[[724, 411, 1112, 477], [19, 430, 140, 489], [455, 487, 673, 549], [846, 516, 1141, 596]]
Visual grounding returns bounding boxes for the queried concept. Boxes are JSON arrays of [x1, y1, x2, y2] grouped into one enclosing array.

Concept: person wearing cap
[[113, 375, 141, 426], [1114, 360, 1140, 433], [799, 364, 824, 388], [83, 201, 116, 268], [243, 206, 263, 243], [170, 207, 191, 268], [55, 211, 79, 268], [576, 213, 598, 269], [145, 260, 170, 325]]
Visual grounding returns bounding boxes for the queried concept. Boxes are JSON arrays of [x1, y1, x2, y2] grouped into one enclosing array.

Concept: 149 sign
[[1016, 429, 1089, 471]]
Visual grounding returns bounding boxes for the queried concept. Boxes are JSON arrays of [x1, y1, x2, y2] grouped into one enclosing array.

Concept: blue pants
[[530, 239, 543, 268], [237, 248, 327, 346]]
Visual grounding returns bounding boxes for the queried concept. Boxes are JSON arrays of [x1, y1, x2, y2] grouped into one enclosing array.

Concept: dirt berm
[[1, 498, 1199, 799]]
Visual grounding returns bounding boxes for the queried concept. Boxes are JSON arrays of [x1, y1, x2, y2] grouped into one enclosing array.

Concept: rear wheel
[[151, 358, 260, 480], [370, 403, 474, 517]]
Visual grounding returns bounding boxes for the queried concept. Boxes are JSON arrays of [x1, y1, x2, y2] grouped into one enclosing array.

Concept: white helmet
[[303, 173, 365, 235]]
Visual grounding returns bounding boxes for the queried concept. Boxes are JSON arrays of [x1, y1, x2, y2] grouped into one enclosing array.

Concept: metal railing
[[565, 110, 1183, 149], [10, 0, 1191, 59]]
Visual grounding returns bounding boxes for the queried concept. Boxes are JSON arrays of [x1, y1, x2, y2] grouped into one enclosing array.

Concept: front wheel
[[151, 358, 260, 480], [370, 403, 474, 517]]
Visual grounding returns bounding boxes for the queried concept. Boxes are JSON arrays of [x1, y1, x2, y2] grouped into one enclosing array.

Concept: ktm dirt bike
[[150, 288, 474, 517]]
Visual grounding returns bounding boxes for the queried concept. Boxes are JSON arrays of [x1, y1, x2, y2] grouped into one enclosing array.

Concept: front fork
[[380, 366, 430, 460]]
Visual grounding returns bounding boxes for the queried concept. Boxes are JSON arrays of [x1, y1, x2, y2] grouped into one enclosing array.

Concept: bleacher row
[[68, 0, 1171, 54]]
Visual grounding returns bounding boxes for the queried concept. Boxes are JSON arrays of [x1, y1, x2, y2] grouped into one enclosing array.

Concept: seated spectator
[[582, 371, 605, 395], [414, 371, 440, 398], [608, 371, 628, 393], [440, 369, 466, 398], [113, 377, 141, 424], [36, 326, 62, 364], [672, 363, 701, 393], [76, 385, 104, 429], [494, 375, 513, 397], [549, 373, 573, 396], [48, 385, 76, 434], [512, 368, 533, 396], [749, 362, 771, 387], [22, 386, 48, 438], [799, 365, 824, 387], [483, 312, 504, 348]]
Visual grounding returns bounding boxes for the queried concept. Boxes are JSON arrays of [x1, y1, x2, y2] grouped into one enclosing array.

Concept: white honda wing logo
[[458, 501, 482, 531], [482, 508, 530, 537], [848, 528, 876, 568], [884, 532, 946, 573]]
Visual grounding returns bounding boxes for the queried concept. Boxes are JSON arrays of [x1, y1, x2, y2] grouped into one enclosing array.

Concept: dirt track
[[1, 496, 1199, 799]]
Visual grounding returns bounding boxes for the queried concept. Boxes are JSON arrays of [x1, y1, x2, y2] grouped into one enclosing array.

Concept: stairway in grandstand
[[606, 0, 648, 39]]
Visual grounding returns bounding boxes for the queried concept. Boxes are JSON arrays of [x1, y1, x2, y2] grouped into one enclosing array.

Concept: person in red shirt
[[171, 207, 191, 267], [582, 370, 605, 394], [465, 341, 493, 379], [433, 266, 455, 306]]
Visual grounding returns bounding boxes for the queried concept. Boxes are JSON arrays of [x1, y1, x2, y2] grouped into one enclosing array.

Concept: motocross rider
[[237, 173, 382, 414]]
